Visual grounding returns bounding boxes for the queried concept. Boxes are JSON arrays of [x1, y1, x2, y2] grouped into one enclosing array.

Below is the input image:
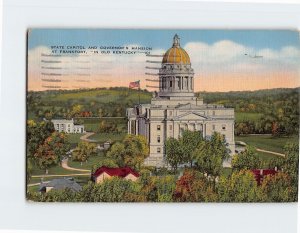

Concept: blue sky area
[[28, 29, 300, 51]]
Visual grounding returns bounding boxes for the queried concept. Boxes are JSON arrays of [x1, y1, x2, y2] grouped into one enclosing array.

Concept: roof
[[92, 166, 140, 179], [251, 169, 278, 185], [51, 119, 74, 124], [39, 178, 82, 192], [162, 34, 190, 64]]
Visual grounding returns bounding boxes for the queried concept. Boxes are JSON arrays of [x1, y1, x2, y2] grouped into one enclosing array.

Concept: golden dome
[[162, 34, 190, 64]]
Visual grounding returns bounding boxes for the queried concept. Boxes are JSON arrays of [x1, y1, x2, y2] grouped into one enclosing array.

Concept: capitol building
[[127, 34, 235, 167]]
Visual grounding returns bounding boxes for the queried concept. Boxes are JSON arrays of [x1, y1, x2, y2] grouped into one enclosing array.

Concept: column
[[128, 120, 131, 134], [135, 120, 139, 135], [203, 124, 206, 138], [181, 77, 183, 90]]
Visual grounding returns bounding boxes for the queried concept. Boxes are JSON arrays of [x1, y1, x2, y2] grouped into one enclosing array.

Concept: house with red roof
[[251, 169, 278, 185], [92, 166, 140, 184]]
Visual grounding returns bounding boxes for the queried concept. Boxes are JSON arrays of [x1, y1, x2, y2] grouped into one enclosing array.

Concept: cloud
[[184, 40, 300, 75]]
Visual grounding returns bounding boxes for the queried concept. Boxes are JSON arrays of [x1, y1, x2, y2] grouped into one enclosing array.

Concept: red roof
[[251, 169, 278, 185], [92, 166, 140, 179]]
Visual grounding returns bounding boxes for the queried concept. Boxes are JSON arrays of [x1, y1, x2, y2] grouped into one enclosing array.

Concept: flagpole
[[138, 80, 140, 105]]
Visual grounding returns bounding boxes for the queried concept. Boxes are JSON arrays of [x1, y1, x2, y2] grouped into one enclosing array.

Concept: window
[[170, 81, 172, 87], [157, 147, 161, 153], [212, 111, 215, 116], [222, 125, 226, 130], [212, 125, 215, 130], [157, 136, 160, 143], [157, 125, 161, 131], [169, 111, 173, 116], [169, 125, 172, 130]]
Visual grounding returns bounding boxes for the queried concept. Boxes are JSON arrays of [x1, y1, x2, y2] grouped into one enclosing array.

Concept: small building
[[39, 178, 82, 193], [92, 166, 140, 184], [251, 169, 278, 185], [51, 118, 85, 134], [103, 141, 111, 150]]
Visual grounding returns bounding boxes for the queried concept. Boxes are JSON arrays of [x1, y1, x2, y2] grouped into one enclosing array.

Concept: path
[[237, 141, 285, 157], [28, 159, 91, 187], [31, 173, 90, 178], [256, 148, 285, 157], [61, 158, 91, 172], [28, 181, 50, 187], [80, 132, 97, 142]]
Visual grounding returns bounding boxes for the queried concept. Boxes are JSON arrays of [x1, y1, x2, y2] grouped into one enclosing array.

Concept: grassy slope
[[235, 112, 263, 123], [235, 135, 299, 154], [41, 88, 152, 104], [89, 132, 127, 143], [68, 154, 107, 170]]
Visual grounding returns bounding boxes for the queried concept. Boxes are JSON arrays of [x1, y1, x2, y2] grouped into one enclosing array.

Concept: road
[[80, 132, 97, 142], [61, 158, 91, 172], [256, 148, 285, 157]]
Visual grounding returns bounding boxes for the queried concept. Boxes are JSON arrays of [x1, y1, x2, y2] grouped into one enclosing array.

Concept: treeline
[[27, 87, 151, 121], [200, 88, 299, 136], [27, 87, 299, 136]]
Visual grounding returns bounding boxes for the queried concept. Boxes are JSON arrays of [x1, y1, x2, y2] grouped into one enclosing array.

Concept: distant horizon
[[27, 85, 300, 93]]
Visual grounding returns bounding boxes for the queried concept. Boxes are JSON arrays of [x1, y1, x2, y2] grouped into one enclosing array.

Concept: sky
[[27, 29, 300, 92]]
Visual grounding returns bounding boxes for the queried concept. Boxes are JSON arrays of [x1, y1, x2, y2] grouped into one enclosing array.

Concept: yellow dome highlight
[[162, 34, 191, 64]]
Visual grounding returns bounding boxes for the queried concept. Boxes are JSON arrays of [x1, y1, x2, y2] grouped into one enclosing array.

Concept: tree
[[231, 146, 261, 171], [165, 137, 183, 172], [27, 120, 55, 158], [218, 170, 261, 202], [174, 169, 218, 202], [68, 104, 83, 118], [193, 132, 229, 180], [77, 177, 143, 202], [107, 135, 149, 170], [280, 142, 299, 201], [27, 188, 77, 202], [106, 142, 126, 166], [179, 130, 203, 167], [34, 132, 70, 173], [122, 135, 149, 170], [282, 142, 299, 187], [92, 158, 119, 172], [72, 141, 97, 163], [260, 172, 295, 202]]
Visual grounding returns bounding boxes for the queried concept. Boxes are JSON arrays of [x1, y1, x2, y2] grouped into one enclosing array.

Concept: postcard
[[26, 29, 299, 202]]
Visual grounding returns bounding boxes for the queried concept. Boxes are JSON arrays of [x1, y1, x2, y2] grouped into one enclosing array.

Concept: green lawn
[[235, 112, 263, 123], [255, 150, 282, 162], [48, 89, 151, 104], [235, 135, 299, 154], [31, 164, 83, 176], [79, 118, 127, 132], [68, 153, 107, 170], [67, 133, 84, 144], [89, 132, 126, 143]]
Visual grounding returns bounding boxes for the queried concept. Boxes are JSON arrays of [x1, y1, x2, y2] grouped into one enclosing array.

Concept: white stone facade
[[51, 119, 85, 134], [126, 34, 235, 167]]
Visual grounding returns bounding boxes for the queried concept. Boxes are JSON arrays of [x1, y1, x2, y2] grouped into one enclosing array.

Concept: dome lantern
[[173, 34, 180, 47]]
